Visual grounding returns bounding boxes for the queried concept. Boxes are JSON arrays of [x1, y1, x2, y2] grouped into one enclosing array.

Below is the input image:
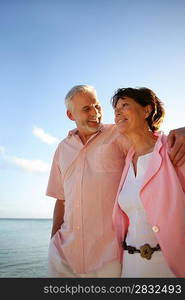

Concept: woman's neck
[[126, 130, 157, 156]]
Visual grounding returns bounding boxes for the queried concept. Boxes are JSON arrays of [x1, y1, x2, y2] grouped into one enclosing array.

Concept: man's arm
[[167, 127, 185, 167], [176, 163, 185, 193], [51, 199, 65, 239]]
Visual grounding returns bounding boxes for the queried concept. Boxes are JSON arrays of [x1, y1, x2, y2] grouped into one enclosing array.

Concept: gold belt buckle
[[140, 243, 154, 260]]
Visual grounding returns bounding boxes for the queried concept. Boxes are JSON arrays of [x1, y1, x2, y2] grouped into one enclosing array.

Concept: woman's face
[[114, 97, 150, 135]]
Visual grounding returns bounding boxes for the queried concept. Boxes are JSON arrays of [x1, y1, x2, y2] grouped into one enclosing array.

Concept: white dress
[[118, 152, 175, 278]]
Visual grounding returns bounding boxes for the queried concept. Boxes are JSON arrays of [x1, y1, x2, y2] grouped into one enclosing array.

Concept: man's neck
[[77, 130, 99, 144]]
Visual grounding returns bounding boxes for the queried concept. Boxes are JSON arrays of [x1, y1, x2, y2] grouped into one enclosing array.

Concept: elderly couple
[[46, 85, 185, 278]]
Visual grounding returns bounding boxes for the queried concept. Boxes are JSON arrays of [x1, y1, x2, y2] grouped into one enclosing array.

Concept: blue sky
[[0, 0, 185, 218]]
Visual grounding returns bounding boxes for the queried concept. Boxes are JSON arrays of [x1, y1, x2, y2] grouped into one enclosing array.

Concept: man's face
[[67, 91, 102, 137]]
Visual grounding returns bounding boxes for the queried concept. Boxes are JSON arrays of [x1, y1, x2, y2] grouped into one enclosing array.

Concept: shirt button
[[152, 225, 159, 233]]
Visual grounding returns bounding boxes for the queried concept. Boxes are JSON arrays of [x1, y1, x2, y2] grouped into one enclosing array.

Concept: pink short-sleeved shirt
[[46, 124, 125, 274]]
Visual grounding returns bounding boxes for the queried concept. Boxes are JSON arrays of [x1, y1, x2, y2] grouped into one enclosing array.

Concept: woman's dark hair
[[111, 87, 165, 132]]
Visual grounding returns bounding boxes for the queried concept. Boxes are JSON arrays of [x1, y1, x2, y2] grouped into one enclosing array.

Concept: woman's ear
[[66, 110, 75, 121], [145, 105, 152, 119]]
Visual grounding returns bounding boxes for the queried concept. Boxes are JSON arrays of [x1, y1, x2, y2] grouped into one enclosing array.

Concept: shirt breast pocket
[[94, 144, 124, 172]]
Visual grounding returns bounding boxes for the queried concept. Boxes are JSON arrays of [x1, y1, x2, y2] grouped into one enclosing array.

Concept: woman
[[112, 87, 185, 277]]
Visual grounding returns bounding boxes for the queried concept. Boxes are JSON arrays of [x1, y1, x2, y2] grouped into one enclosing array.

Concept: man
[[46, 85, 185, 277]]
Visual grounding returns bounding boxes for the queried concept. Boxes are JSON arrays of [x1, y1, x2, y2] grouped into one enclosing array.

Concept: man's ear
[[67, 110, 75, 121], [145, 105, 152, 119]]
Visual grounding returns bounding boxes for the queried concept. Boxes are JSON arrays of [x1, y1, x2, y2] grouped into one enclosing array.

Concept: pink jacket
[[112, 133, 185, 277]]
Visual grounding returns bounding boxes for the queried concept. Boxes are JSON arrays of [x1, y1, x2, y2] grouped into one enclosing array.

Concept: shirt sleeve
[[46, 145, 65, 200]]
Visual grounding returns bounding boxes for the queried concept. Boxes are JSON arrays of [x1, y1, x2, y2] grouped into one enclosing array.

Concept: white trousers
[[122, 251, 175, 278], [47, 240, 121, 278]]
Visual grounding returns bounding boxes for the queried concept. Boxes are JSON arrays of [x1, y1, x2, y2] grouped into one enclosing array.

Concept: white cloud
[[33, 126, 59, 145], [0, 146, 50, 173], [10, 156, 50, 173], [0, 146, 5, 156]]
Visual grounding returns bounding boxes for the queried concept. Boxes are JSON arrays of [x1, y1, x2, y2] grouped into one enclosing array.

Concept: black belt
[[123, 241, 161, 260]]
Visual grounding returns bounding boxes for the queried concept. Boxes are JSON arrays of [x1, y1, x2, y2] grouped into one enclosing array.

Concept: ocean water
[[0, 218, 52, 278]]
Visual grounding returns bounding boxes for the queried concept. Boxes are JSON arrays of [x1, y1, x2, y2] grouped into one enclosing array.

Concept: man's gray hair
[[65, 85, 97, 111]]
